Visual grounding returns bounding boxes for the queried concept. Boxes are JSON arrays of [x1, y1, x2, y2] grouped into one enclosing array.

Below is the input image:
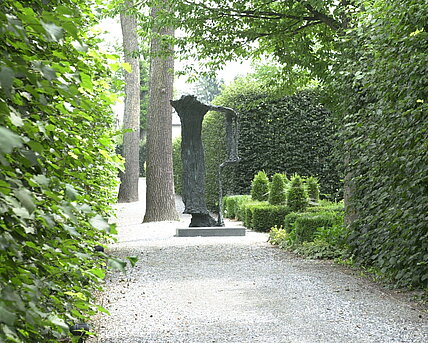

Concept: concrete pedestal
[[176, 227, 246, 237]]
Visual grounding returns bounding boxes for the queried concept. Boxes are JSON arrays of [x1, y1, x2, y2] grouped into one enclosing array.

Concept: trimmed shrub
[[269, 173, 287, 205], [305, 202, 344, 213], [252, 205, 291, 232], [287, 175, 308, 212], [236, 198, 259, 222], [223, 195, 249, 219], [294, 212, 342, 243], [283, 212, 305, 232], [306, 176, 320, 202], [251, 171, 270, 201], [244, 204, 256, 228]]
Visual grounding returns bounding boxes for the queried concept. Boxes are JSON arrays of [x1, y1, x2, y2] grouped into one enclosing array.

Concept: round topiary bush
[[306, 176, 320, 202], [269, 173, 287, 205], [287, 174, 308, 212], [251, 171, 269, 201]]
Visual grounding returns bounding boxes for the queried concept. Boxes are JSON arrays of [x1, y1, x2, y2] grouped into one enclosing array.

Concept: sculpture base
[[176, 227, 246, 237], [189, 213, 218, 227]]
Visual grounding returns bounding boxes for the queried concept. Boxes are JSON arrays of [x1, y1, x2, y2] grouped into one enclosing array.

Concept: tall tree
[[193, 75, 223, 103], [143, 3, 179, 222], [118, 0, 141, 202]]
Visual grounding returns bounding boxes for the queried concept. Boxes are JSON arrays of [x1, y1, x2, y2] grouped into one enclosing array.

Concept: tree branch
[[303, 4, 343, 30]]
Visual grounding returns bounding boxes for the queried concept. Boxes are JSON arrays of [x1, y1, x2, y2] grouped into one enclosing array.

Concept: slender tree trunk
[[143, 4, 179, 222], [118, 0, 140, 203]]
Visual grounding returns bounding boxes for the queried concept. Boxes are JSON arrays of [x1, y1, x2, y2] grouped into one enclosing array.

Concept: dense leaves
[[0, 0, 122, 341], [199, 80, 341, 211], [334, 0, 428, 287]]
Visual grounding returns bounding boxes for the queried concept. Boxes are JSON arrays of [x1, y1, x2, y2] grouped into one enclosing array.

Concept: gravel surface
[[89, 179, 428, 343]]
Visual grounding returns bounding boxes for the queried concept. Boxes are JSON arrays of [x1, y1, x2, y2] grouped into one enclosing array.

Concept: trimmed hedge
[[251, 170, 270, 201], [207, 88, 341, 205], [334, 0, 428, 287], [294, 212, 342, 243], [252, 204, 291, 232], [269, 173, 287, 205], [283, 212, 304, 232], [224, 195, 251, 219]]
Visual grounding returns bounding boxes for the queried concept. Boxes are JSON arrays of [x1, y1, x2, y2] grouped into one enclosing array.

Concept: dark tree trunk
[[143, 4, 179, 222], [118, 0, 140, 203]]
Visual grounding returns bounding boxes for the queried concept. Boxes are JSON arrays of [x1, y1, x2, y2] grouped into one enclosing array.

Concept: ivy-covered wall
[[335, 0, 428, 288]]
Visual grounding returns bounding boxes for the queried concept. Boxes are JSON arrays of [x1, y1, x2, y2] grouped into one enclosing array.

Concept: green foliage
[[251, 204, 291, 232], [269, 226, 292, 247], [251, 171, 270, 202], [271, 209, 347, 259], [116, 141, 146, 177], [305, 200, 344, 214], [287, 175, 309, 212], [203, 82, 341, 207], [172, 136, 183, 195], [294, 212, 343, 244], [192, 75, 224, 104], [306, 176, 320, 202], [223, 195, 251, 219], [236, 198, 258, 222], [139, 0, 346, 87], [202, 111, 228, 210], [268, 173, 287, 205], [332, 0, 428, 288], [283, 212, 304, 233], [0, 1, 124, 341]]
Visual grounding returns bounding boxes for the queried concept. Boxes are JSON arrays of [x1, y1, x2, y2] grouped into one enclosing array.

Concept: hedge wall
[[335, 0, 428, 288], [0, 1, 122, 341], [196, 86, 341, 211]]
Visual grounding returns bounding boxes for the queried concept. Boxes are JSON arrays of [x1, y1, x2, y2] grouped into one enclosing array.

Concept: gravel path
[[89, 179, 427, 343]]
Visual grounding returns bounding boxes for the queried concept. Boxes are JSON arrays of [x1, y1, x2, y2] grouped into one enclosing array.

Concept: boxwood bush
[[251, 170, 270, 201], [269, 173, 287, 205], [251, 204, 291, 232], [294, 212, 343, 243]]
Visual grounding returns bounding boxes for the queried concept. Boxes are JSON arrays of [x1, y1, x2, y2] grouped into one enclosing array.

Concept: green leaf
[[0, 180, 11, 195], [89, 214, 110, 231], [0, 302, 17, 326], [122, 62, 132, 73], [108, 258, 126, 272], [126, 256, 138, 267], [31, 174, 49, 187], [96, 305, 110, 315], [80, 72, 93, 92], [10, 111, 24, 127], [0, 67, 14, 94], [14, 188, 36, 214], [12, 207, 31, 219], [0, 127, 23, 154], [89, 268, 105, 279], [47, 314, 68, 330], [41, 21, 63, 42], [65, 184, 78, 200]]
